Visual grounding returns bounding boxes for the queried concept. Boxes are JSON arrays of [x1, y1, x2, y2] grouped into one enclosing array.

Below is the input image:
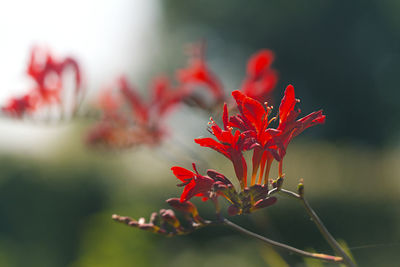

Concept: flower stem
[[279, 189, 356, 267], [223, 218, 344, 263]]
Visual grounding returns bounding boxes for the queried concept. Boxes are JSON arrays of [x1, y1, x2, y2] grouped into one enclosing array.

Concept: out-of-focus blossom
[[241, 50, 278, 103], [177, 44, 278, 110], [1, 94, 37, 117], [87, 76, 184, 148], [2, 47, 82, 118], [177, 42, 224, 108], [26, 46, 82, 104]]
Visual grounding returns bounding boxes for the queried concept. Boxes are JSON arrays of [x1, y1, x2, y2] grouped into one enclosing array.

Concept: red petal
[[180, 179, 196, 202], [242, 96, 266, 132], [194, 138, 230, 159], [279, 84, 297, 124], [171, 166, 195, 182]]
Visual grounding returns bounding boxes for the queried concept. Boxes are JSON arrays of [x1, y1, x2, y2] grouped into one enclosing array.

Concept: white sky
[[0, 0, 161, 155]]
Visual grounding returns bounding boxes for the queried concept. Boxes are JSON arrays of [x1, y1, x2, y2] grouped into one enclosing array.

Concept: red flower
[[177, 43, 224, 102], [171, 163, 215, 202], [275, 85, 326, 175], [150, 76, 185, 119], [119, 75, 184, 126], [1, 94, 37, 117], [230, 90, 280, 185], [241, 50, 278, 103], [118, 76, 150, 124], [27, 46, 82, 106], [195, 104, 249, 189], [2, 47, 82, 118]]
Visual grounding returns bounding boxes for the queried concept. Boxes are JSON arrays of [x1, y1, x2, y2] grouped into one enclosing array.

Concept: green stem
[[279, 189, 356, 267], [223, 218, 344, 263]]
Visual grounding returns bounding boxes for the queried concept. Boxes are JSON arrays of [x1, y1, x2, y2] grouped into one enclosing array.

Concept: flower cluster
[[179, 85, 325, 214], [114, 82, 325, 230], [88, 44, 278, 148], [2, 47, 82, 118]]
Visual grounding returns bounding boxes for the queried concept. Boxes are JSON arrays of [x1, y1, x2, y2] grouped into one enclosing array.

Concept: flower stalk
[[223, 218, 344, 263], [279, 188, 356, 267]]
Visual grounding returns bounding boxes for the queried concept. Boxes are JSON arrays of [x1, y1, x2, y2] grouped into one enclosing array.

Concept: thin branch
[[278, 189, 356, 267], [223, 218, 344, 264], [301, 197, 356, 267]]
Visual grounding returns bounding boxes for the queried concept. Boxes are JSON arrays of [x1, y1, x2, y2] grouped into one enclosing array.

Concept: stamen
[[192, 162, 199, 175]]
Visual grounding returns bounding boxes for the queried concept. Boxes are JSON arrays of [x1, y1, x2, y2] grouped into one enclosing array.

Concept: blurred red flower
[[2, 47, 82, 118], [87, 76, 184, 148], [241, 50, 278, 103]]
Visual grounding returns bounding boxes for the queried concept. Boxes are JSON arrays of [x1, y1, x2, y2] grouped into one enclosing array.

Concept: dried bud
[[227, 205, 240, 216], [150, 212, 159, 224], [138, 223, 155, 231], [213, 181, 229, 191], [297, 180, 304, 198], [207, 169, 232, 185], [128, 220, 138, 227], [248, 184, 268, 202], [112, 214, 138, 227], [166, 198, 205, 224], [167, 198, 196, 214], [276, 176, 284, 189], [253, 197, 277, 210]]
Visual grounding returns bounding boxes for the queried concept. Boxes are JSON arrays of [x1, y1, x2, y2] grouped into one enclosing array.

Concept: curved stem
[[223, 218, 343, 263], [301, 197, 356, 267], [278, 189, 356, 267]]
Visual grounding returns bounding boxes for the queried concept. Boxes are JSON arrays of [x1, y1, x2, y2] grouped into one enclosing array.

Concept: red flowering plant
[[1, 47, 83, 119], [112, 84, 355, 266], [1, 44, 357, 265]]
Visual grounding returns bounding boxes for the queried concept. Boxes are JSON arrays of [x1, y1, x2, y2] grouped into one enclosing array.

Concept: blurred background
[[0, 0, 399, 266]]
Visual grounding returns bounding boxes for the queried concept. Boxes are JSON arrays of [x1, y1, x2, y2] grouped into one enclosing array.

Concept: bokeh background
[[1, 0, 400, 266]]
